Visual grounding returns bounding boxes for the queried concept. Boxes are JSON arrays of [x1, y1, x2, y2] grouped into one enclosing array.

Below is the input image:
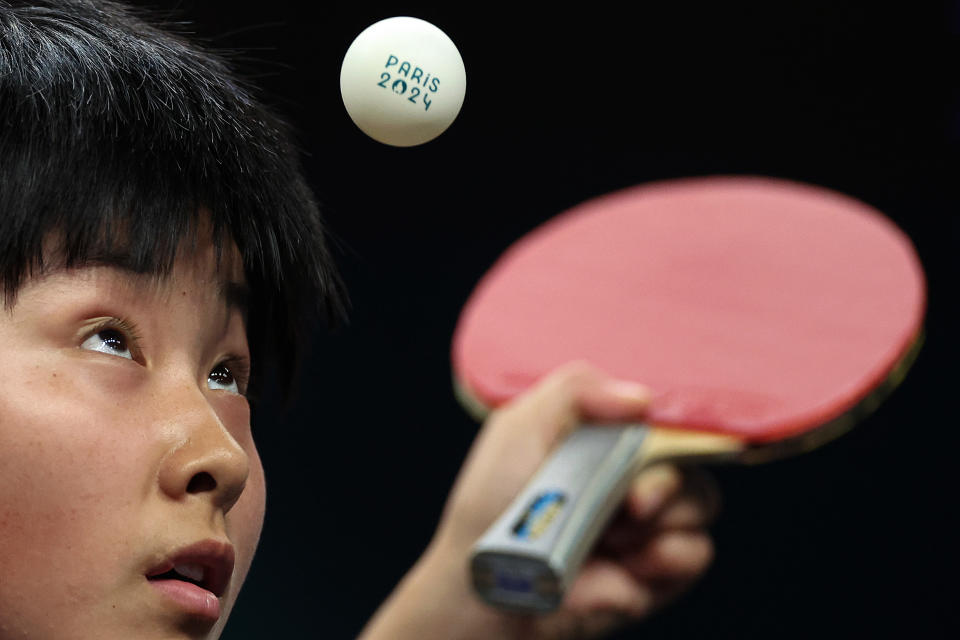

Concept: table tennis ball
[[340, 17, 466, 147]]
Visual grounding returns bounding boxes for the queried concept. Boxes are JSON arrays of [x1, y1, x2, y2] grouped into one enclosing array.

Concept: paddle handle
[[470, 425, 648, 612]]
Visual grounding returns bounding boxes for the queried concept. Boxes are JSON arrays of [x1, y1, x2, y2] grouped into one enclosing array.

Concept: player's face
[[0, 241, 265, 640]]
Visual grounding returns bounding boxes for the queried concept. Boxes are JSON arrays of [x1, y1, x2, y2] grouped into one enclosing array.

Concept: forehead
[[15, 237, 249, 316]]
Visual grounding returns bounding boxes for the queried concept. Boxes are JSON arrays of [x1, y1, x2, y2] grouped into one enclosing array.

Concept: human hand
[[361, 362, 718, 640], [439, 362, 717, 637]]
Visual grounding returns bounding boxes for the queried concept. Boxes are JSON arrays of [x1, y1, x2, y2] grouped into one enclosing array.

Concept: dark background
[[133, 2, 955, 637]]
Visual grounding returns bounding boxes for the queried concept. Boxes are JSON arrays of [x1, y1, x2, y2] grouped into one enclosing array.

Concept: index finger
[[484, 361, 652, 451]]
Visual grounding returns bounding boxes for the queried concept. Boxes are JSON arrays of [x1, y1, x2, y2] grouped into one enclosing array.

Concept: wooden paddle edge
[[736, 329, 925, 465]]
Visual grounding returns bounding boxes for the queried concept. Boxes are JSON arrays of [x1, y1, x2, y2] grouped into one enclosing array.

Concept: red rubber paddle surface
[[452, 177, 925, 443]]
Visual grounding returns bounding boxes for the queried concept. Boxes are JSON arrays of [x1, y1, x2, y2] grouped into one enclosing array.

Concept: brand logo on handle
[[512, 491, 567, 540]]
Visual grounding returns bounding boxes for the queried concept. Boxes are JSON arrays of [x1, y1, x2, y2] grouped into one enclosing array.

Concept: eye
[[208, 359, 249, 395], [81, 326, 134, 360]]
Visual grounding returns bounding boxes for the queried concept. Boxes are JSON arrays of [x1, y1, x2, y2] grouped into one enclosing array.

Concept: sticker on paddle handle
[[470, 425, 648, 611]]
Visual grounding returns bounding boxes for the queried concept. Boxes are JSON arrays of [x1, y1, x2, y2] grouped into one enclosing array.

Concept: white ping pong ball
[[340, 17, 466, 147]]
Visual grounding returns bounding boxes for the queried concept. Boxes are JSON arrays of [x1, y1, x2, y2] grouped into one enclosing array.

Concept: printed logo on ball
[[377, 55, 440, 111]]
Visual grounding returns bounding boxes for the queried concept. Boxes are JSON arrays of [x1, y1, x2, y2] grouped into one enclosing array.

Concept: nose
[[157, 384, 250, 514]]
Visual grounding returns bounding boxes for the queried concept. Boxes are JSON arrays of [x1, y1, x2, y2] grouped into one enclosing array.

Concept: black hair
[[0, 0, 346, 401]]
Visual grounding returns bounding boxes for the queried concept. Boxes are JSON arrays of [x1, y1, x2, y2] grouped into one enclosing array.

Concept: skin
[[0, 243, 263, 640], [0, 241, 715, 640], [362, 363, 718, 639]]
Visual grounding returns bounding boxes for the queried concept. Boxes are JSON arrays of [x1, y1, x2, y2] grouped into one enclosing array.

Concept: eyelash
[[84, 317, 251, 395], [215, 355, 252, 395], [86, 316, 143, 358]]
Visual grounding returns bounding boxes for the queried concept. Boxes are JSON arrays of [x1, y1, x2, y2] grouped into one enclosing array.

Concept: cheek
[[0, 375, 144, 533], [227, 443, 266, 578], [217, 395, 266, 576], [0, 358, 154, 623], [221, 443, 266, 621], [0, 359, 147, 502]]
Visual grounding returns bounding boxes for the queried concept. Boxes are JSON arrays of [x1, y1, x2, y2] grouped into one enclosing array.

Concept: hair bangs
[[0, 0, 346, 400]]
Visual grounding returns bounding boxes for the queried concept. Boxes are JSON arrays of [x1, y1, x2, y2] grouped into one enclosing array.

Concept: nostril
[[186, 471, 217, 494]]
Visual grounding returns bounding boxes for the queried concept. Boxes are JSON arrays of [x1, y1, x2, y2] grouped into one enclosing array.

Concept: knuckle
[[658, 531, 714, 575]]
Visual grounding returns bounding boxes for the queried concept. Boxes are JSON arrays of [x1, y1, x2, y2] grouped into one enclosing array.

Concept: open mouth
[[144, 540, 234, 621], [148, 563, 211, 591], [145, 540, 234, 601]]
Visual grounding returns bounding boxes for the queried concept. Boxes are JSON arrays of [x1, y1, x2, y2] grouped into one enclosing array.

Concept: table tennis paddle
[[451, 176, 925, 612]]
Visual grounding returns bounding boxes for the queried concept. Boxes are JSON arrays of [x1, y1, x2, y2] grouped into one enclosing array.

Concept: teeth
[[174, 563, 206, 583]]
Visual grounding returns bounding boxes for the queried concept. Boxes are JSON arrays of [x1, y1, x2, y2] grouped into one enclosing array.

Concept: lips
[[146, 539, 235, 620]]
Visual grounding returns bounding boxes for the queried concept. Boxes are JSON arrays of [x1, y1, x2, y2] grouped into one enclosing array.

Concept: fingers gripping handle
[[470, 425, 648, 612]]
